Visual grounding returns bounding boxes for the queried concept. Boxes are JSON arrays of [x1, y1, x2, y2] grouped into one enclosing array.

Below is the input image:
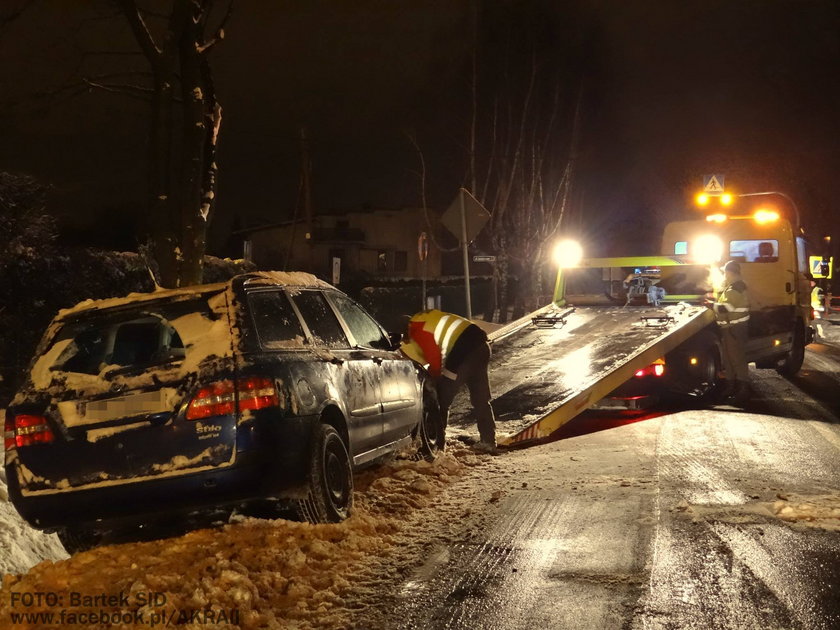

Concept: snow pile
[[770, 493, 840, 531], [0, 447, 488, 629], [0, 466, 68, 577]]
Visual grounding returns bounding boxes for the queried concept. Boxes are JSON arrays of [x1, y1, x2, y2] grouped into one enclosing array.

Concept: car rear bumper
[[6, 415, 319, 532]]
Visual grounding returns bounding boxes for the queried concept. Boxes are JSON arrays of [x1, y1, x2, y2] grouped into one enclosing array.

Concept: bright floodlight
[[695, 193, 710, 206], [720, 193, 733, 205], [552, 239, 583, 268], [691, 234, 724, 264]]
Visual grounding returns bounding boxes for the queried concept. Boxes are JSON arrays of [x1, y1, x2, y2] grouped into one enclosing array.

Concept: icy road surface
[[2, 323, 840, 628]]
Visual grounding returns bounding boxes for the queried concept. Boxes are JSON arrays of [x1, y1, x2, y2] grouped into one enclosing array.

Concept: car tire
[[416, 388, 445, 461], [57, 526, 100, 555], [777, 321, 806, 377], [296, 424, 353, 523]]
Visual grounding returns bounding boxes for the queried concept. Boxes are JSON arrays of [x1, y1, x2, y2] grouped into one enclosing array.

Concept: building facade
[[244, 206, 446, 281]]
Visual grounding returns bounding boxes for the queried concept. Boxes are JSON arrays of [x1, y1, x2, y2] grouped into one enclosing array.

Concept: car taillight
[[186, 377, 279, 421], [237, 377, 280, 411], [634, 363, 666, 378], [7, 414, 55, 448]]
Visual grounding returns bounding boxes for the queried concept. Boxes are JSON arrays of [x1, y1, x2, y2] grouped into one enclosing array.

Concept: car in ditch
[[4, 271, 443, 552]]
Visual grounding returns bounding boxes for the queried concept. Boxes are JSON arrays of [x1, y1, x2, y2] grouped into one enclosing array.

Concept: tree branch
[[197, 0, 233, 54], [118, 0, 162, 61], [83, 77, 155, 101]]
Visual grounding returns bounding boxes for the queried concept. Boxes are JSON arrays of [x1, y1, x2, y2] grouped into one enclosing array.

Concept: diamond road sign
[[441, 188, 490, 243]]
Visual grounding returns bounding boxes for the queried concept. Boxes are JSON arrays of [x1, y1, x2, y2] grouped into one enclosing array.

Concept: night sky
[[1, 0, 838, 255]]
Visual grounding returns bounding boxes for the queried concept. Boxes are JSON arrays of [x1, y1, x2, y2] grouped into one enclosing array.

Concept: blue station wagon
[[4, 272, 443, 551]]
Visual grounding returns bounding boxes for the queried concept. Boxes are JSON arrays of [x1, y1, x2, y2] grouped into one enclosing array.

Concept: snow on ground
[[0, 466, 68, 576], [770, 493, 840, 531], [0, 444, 505, 629]]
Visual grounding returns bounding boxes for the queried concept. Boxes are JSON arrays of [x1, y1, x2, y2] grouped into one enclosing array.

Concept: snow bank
[[0, 446, 490, 629], [770, 493, 840, 531], [0, 465, 68, 577]]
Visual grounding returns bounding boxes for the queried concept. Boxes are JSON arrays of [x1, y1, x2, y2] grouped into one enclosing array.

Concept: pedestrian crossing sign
[[810, 256, 833, 279], [703, 174, 725, 193]]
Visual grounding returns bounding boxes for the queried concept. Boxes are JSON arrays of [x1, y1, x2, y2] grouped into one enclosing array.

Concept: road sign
[[473, 255, 496, 263], [417, 232, 429, 261], [440, 189, 490, 243], [332, 257, 341, 285], [703, 174, 725, 193], [810, 255, 833, 279], [441, 188, 489, 320]]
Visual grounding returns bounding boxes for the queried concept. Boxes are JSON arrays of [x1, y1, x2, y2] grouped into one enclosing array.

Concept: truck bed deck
[[466, 303, 716, 446]]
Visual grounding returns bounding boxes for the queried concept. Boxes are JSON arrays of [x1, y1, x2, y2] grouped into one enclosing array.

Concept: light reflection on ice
[[547, 346, 593, 391]]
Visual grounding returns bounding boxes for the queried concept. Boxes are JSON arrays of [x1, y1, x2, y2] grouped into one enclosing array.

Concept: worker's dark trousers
[[720, 322, 749, 385], [436, 341, 496, 444]]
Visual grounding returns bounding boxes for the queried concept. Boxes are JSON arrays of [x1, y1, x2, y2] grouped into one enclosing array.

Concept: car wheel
[[778, 321, 806, 377], [57, 526, 100, 555], [416, 393, 445, 461], [296, 424, 353, 523]]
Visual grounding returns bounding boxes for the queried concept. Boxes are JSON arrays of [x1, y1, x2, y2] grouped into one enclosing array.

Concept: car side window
[[247, 291, 306, 349], [290, 291, 350, 348], [328, 293, 390, 349]]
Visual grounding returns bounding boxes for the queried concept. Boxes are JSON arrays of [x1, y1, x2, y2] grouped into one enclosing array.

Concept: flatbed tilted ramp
[[489, 303, 716, 447]]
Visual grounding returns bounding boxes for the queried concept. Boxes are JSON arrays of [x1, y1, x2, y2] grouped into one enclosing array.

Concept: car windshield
[[48, 298, 212, 376]]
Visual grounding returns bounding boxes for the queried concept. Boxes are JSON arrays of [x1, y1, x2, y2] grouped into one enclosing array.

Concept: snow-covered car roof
[[55, 271, 332, 321]]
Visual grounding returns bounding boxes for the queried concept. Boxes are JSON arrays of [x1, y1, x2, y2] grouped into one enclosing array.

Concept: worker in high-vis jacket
[[401, 309, 497, 452], [715, 260, 751, 403]]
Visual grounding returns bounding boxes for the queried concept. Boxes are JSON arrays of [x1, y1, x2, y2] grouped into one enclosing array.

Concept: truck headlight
[[691, 234, 724, 264]]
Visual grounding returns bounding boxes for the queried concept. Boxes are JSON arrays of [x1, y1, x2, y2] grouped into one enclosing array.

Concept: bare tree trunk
[[121, 0, 229, 288]]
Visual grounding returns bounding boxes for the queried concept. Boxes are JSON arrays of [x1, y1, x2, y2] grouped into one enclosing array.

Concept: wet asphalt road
[[373, 341, 840, 630]]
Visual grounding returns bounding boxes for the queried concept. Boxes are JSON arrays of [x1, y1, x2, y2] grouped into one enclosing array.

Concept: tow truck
[[492, 197, 814, 447]]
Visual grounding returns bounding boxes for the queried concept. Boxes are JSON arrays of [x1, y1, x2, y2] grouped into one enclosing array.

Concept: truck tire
[[295, 424, 353, 523], [777, 321, 806, 377], [665, 330, 722, 404]]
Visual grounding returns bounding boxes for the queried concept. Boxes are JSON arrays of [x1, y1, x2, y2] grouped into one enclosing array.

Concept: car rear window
[[47, 299, 211, 376]]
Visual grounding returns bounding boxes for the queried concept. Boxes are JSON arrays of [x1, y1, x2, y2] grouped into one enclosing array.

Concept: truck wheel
[[665, 330, 722, 404], [416, 387, 445, 461], [296, 424, 353, 523], [777, 322, 806, 377]]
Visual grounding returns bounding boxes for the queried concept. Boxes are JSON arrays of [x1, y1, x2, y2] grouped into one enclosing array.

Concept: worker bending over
[[401, 309, 497, 452]]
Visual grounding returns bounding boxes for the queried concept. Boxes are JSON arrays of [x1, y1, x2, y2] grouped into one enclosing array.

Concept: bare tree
[[467, 1, 587, 320], [116, 0, 231, 287], [470, 63, 583, 319]]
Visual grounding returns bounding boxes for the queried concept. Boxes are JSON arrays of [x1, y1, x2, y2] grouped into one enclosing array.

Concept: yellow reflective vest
[[400, 309, 472, 377], [715, 280, 750, 326]]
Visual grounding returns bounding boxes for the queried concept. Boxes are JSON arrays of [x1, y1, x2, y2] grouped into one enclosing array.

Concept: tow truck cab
[[659, 210, 813, 375]]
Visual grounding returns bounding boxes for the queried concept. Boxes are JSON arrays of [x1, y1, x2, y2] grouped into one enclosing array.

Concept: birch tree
[[468, 0, 587, 319]]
